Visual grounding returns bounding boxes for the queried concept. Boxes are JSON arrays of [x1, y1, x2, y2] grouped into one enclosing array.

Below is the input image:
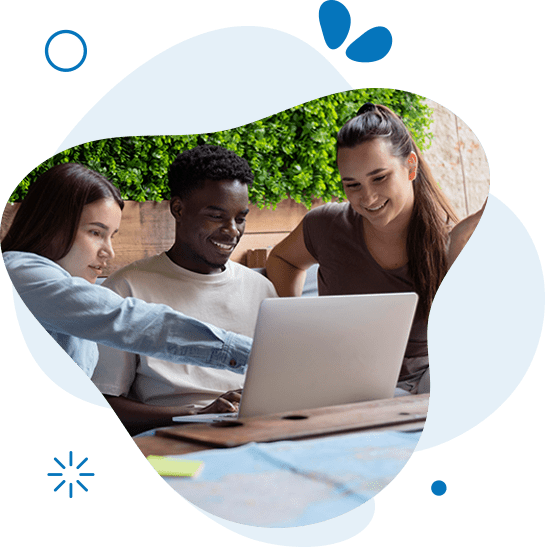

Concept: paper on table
[[147, 455, 204, 477]]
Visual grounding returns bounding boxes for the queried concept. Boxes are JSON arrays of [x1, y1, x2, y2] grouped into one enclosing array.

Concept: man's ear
[[170, 195, 184, 221]]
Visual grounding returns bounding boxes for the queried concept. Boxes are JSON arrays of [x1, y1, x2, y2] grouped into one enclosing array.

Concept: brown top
[[303, 202, 428, 383]]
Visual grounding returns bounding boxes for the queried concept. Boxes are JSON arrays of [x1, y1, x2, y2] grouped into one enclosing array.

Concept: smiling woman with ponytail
[[267, 103, 486, 394]]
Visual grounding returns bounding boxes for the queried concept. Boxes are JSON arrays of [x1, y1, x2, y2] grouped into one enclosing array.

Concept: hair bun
[[357, 102, 376, 116]]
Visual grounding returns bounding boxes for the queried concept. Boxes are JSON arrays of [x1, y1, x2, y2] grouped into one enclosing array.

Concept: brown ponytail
[[337, 104, 459, 317]]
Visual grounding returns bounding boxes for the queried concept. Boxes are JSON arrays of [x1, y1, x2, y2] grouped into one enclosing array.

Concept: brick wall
[[423, 100, 489, 217]]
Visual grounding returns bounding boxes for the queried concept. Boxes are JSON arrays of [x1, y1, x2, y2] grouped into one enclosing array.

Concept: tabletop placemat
[[159, 395, 428, 447]]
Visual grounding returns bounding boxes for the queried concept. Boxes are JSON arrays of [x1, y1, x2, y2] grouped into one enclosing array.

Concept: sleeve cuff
[[220, 331, 252, 374]]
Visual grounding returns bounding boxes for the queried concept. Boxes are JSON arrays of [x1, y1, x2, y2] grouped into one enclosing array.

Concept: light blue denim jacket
[[2, 251, 252, 378]]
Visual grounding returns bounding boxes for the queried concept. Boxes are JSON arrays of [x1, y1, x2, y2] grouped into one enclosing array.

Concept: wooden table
[[135, 394, 428, 456], [135, 394, 428, 527]]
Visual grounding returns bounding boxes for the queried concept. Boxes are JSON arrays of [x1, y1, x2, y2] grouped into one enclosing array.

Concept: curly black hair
[[168, 144, 254, 200]]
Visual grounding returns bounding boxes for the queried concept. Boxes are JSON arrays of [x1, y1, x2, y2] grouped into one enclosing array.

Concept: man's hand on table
[[197, 389, 242, 414]]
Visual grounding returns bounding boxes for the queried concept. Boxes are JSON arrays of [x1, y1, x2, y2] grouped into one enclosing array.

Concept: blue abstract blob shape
[[195, 497, 376, 543], [319, 0, 351, 50], [56, 27, 351, 150], [44, 29, 87, 72], [431, 481, 447, 496], [12, 288, 109, 408], [419, 194, 544, 451], [345, 26, 392, 63]]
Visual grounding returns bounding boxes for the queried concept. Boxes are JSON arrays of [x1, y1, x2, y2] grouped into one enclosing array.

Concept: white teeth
[[211, 241, 234, 250], [366, 200, 388, 212]]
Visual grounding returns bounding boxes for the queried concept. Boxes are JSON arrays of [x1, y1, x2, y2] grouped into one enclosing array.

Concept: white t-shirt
[[92, 252, 277, 409]]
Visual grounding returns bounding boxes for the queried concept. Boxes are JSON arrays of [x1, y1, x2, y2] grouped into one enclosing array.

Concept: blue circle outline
[[45, 30, 87, 72]]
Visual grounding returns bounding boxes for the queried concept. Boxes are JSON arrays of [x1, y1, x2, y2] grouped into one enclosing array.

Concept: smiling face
[[167, 178, 249, 274], [337, 138, 416, 234], [55, 198, 122, 283]]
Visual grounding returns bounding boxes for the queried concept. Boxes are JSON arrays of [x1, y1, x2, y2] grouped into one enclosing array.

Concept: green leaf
[[10, 89, 433, 208]]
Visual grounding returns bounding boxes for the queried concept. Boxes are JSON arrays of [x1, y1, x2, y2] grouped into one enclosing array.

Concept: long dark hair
[[2, 163, 124, 261], [337, 103, 459, 317]]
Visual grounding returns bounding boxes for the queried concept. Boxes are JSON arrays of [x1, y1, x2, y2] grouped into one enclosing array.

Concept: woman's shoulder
[[3, 251, 68, 277], [304, 202, 356, 235], [302, 202, 356, 258], [2, 251, 74, 297], [305, 201, 351, 222]]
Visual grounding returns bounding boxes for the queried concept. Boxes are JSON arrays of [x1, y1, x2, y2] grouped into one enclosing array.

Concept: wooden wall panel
[[1, 203, 18, 241], [1, 199, 320, 274]]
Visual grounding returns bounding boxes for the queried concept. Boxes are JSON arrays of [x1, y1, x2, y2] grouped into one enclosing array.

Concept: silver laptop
[[173, 292, 418, 423]]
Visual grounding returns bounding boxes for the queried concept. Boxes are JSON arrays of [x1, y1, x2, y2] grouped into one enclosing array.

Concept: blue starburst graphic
[[47, 451, 95, 498]]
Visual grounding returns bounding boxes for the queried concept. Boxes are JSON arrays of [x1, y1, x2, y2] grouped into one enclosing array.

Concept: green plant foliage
[[10, 89, 432, 208]]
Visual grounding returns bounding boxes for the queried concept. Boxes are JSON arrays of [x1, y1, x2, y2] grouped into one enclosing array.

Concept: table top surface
[[135, 394, 428, 456], [134, 395, 428, 527]]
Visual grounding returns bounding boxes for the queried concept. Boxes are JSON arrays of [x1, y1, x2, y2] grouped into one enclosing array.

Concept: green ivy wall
[[10, 89, 432, 209]]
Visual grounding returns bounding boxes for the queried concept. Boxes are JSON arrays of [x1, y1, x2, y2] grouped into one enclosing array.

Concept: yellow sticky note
[[147, 455, 204, 477]]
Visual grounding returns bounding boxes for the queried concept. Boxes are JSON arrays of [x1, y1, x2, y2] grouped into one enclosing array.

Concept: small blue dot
[[431, 480, 447, 496]]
